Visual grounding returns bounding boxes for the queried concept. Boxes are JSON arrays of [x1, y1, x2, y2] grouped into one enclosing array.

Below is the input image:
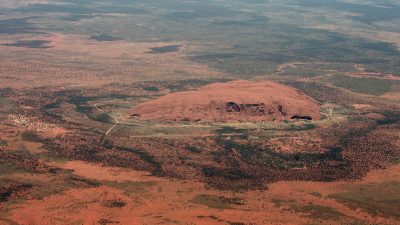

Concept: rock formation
[[129, 80, 321, 122]]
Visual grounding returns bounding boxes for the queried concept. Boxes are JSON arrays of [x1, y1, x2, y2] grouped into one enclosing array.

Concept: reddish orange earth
[[129, 80, 321, 122]]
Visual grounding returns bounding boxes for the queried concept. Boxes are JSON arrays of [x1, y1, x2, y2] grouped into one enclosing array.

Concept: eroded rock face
[[128, 80, 321, 122]]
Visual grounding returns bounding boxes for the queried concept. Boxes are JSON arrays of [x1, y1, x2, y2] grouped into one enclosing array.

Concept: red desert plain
[[1, 0, 400, 225]]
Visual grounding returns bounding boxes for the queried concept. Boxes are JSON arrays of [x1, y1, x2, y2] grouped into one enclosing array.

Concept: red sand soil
[[8, 160, 399, 225], [0, 33, 223, 88], [352, 104, 373, 109], [129, 80, 321, 122], [9, 161, 309, 225]]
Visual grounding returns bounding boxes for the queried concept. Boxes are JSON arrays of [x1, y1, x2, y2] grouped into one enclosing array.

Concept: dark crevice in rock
[[291, 115, 313, 120]]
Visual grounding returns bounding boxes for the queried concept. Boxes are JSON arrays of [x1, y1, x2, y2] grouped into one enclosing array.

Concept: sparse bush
[[0, 140, 7, 146], [102, 199, 127, 208], [190, 194, 244, 209], [185, 145, 201, 153], [21, 131, 42, 143], [143, 86, 159, 92]]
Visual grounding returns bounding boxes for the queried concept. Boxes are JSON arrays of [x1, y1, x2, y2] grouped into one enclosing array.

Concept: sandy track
[[94, 103, 119, 145]]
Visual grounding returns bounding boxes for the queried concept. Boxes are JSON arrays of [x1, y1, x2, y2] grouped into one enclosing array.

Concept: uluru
[[129, 80, 321, 122]]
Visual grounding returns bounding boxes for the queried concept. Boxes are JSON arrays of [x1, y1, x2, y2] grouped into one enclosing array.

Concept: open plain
[[0, 0, 400, 224]]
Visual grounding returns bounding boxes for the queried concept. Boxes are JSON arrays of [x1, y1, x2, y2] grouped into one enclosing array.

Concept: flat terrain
[[0, 0, 400, 224]]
